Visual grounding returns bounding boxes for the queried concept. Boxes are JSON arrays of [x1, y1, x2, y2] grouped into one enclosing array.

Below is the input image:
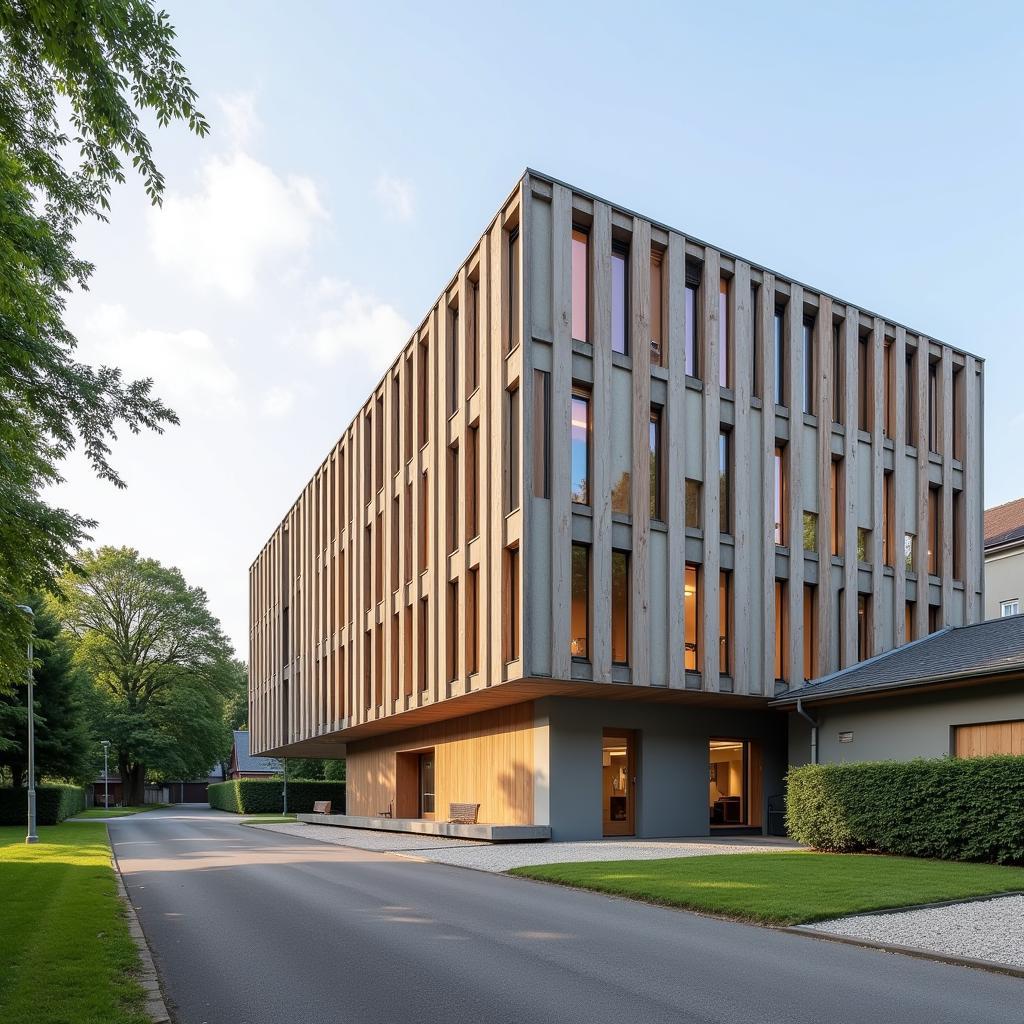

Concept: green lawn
[[0, 824, 148, 1024], [240, 814, 297, 824], [71, 805, 168, 819], [509, 851, 1024, 926]]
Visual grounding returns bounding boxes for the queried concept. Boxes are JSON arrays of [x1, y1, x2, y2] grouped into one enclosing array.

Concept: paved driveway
[[109, 807, 1022, 1024]]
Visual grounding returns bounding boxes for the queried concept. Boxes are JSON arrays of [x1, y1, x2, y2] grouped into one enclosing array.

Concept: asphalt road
[[109, 807, 1022, 1024]]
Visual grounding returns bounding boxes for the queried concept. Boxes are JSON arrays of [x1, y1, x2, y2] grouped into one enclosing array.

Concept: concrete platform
[[296, 812, 551, 842]]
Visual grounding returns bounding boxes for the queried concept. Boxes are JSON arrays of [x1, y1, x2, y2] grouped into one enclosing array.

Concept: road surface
[[108, 807, 1021, 1024]]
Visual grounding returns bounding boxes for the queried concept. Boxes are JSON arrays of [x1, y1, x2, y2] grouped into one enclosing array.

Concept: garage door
[[953, 721, 1024, 757]]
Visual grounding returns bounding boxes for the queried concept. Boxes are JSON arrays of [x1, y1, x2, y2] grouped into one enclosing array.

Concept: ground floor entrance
[[601, 730, 636, 836]]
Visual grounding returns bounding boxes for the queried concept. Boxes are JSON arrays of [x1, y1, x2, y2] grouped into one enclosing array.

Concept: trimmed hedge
[[787, 756, 1024, 864], [208, 779, 346, 815], [0, 785, 87, 825]]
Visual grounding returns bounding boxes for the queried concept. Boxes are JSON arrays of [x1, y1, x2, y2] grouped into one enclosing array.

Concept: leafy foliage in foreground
[[0, 0, 206, 688], [786, 756, 1024, 864]]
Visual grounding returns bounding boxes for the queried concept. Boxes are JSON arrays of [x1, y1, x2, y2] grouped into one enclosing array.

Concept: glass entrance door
[[602, 730, 636, 836], [709, 739, 748, 826], [418, 751, 435, 819]]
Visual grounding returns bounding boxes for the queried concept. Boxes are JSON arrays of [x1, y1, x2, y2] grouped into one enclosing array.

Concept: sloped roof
[[233, 729, 282, 774], [985, 497, 1024, 550], [773, 614, 1024, 706]]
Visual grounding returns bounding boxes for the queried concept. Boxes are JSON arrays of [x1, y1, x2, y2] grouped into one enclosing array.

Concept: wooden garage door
[[954, 721, 1024, 758]]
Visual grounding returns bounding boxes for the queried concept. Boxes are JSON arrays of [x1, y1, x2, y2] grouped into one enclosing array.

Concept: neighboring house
[[984, 496, 1024, 619], [248, 169, 984, 841], [228, 729, 281, 780], [777, 615, 1024, 763], [88, 767, 222, 807]]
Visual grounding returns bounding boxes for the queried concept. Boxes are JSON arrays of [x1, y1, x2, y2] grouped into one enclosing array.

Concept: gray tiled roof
[[233, 729, 282, 774], [773, 614, 1024, 705]]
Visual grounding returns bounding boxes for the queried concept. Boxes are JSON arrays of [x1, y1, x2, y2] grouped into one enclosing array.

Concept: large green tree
[[0, 597, 93, 785], [55, 547, 233, 804], [0, 1, 207, 688]]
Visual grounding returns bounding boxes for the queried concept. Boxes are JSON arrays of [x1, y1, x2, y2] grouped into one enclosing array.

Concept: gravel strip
[[804, 895, 1024, 968], [251, 822, 798, 871]]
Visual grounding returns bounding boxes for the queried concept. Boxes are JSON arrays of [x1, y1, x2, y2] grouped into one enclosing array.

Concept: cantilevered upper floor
[[249, 169, 984, 756]]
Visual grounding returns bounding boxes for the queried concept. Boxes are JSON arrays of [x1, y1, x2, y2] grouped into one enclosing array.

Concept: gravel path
[[805, 895, 1024, 968], [250, 822, 798, 871]]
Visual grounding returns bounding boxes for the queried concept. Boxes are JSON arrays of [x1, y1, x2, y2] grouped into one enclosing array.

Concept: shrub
[[207, 779, 346, 815], [0, 785, 87, 825], [786, 756, 1024, 864]]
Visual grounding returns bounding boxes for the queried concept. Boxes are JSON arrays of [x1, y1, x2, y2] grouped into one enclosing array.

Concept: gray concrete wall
[[540, 696, 787, 840], [787, 682, 1024, 765]]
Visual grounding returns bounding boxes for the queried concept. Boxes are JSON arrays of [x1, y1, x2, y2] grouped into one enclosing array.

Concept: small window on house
[[928, 486, 940, 575], [831, 460, 844, 556], [719, 430, 731, 535], [774, 446, 785, 545], [611, 550, 629, 665], [929, 603, 941, 635], [858, 334, 870, 431], [832, 322, 843, 424], [803, 511, 818, 552], [685, 263, 700, 377], [905, 533, 916, 573], [571, 391, 591, 505], [650, 249, 664, 366], [506, 385, 520, 514], [504, 547, 519, 661], [571, 227, 589, 343], [649, 407, 663, 520], [774, 304, 786, 405], [905, 601, 915, 642], [857, 527, 870, 563], [719, 277, 730, 389], [883, 472, 894, 567], [532, 370, 550, 499], [684, 565, 700, 671], [685, 479, 702, 530], [719, 570, 732, 674], [1001, 599, 1020, 617], [857, 594, 871, 660], [571, 543, 589, 660], [611, 243, 628, 355], [803, 584, 817, 681], [928, 360, 939, 453], [774, 580, 787, 681], [803, 316, 815, 415], [508, 228, 520, 351]]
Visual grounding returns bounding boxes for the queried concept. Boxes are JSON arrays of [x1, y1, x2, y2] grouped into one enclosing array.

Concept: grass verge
[[0, 823, 149, 1024], [509, 851, 1024, 926], [240, 814, 297, 824], [72, 805, 168, 819]]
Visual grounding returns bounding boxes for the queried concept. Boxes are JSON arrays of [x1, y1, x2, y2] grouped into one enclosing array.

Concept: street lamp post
[[101, 740, 111, 810], [15, 605, 37, 845], [282, 757, 288, 815]]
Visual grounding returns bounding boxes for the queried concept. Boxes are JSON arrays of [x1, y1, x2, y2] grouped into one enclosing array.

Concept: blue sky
[[56, 2, 1024, 654]]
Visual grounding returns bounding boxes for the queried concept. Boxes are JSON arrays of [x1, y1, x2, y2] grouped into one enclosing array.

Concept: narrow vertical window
[[363, 524, 372, 608], [391, 613, 400, 702], [466, 426, 479, 539], [532, 369, 550, 498], [375, 397, 384, 482], [884, 338, 894, 438], [750, 283, 761, 399], [466, 568, 479, 674], [684, 565, 700, 671], [447, 581, 459, 682], [928, 360, 939, 453], [803, 511, 818, 552], [571, 227, 588, 342], [857, 528, 870, 563], [611, 244, 628, 355], [571, 543, 589, 660], [929, 604, 941, 635], [905, 601, 914, 643], [571, 391, 591, 505], [508, 228, 520, 351], [952, 364, 965, 460], [374, 512, 383, 601], [404, 352, 413, 461], [774, 446, 785, 545], [364, 409, 373, 494], [466, 276, 479, 397], [685, 479, 702, 530], [719, 570, 731, 674], [448, 302, 459, 415], [831, 459, 843, 556], [419, 598, 429, 690], [905, 533, 915, 573], [928, 486, 940, 575], [719, 430, 731, 535], [802, 316, 815, 415], [858, 335, 870, 431], [832, 322, 843, 424], [905, 348, 917, 445], [418, 338, 430, 448], [403, 605, 413, 696], [953, 489, 964, 580], [391, 373, 401, 467], [685, 264, 700, 377], [774, 304, 786, 405], [857, 594, 870, 660], [719, 277, 730, 388], [650, 249, 664, 366], [419, 472, 429, 573], [447, 446, 459, 553], [391, 497, 399, 590], [649, 406, 663, 520], [803, 584, 817, 681], [404, 481, 412, 583], [774, 580, 787, 681], [883, 471, 894, 567], [504, 548, 519, 661], [611, 550, 629, 665], [506, 385, 520, 513]]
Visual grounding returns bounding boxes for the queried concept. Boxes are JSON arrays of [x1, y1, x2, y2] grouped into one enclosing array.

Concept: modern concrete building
[[249, 170, 984, 840], [984, 497, 1024, 620]]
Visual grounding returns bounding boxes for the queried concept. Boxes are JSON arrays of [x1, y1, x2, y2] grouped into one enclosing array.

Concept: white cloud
[[304, 280, 410, 375], [148, 152, 326, 299], [373, 173, 415, 222], [260, 385, 295, 418], [76, 303, 243, 418], [217, 92, 261, 150]]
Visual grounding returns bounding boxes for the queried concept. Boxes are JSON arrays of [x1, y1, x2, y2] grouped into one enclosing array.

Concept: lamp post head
[[101, 740, 110, 749]]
